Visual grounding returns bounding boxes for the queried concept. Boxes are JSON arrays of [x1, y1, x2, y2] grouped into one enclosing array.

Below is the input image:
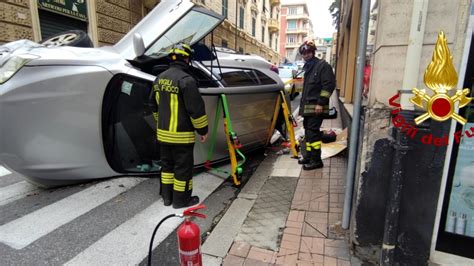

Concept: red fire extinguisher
[[148, 204, 206, 266]]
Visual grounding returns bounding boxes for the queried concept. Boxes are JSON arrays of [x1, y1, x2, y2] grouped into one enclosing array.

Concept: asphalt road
[[0, 96, 301, 265]]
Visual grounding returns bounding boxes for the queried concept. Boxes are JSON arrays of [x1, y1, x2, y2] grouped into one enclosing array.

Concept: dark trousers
[[303, 117, 323, 157], [160, 144, 194, 206]]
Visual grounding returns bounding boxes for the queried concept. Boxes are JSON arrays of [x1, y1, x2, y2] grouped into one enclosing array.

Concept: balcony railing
[[270, 0, 280, 6], [285, 43, 299, 48], [286, 28, 309, 35], [268, 18, 279, 33], [286, 13, 309, 20]]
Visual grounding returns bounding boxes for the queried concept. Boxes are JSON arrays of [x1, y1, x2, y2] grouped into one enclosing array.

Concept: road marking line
[[65, 172, 223, 266], [0, 166, 11, 177], [0, 177, 143, 249], [0, 181, 40, 207]]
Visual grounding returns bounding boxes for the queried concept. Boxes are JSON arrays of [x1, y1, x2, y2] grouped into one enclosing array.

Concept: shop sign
[[38, 0, 88, 21]]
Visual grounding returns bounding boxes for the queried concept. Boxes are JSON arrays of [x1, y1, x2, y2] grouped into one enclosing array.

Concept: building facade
[[314, 37, 332, 61], [334, 0, 474, 264], [278, 0, 313, 63], [0, 0, 279, 62]]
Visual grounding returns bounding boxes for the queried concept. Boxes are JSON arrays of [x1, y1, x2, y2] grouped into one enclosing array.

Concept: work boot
[[298, 156, 310, 165], [303, 149, 324, 170], [173, 196, 200, 209], [163, 198, 172, 206], [298, 151, 311, 165]]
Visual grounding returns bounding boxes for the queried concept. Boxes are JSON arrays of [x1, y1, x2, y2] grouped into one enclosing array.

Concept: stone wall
[[0, 0, 33, 44], [96, 0, 143, 46]]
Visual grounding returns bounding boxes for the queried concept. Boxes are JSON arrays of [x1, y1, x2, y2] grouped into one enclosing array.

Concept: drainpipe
[[341, 0, 371, 230], [380, 1, 429, 265]]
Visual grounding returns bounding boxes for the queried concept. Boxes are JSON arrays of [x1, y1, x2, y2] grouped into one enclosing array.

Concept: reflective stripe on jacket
[[151, 61, 208, 144]]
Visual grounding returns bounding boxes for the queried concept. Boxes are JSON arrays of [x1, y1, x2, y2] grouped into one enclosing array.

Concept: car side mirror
[[133, 33, 145, 57]]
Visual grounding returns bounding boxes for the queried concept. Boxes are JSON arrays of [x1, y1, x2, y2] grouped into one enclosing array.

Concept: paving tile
[[229, 241, 251, 258], [283, 253, 298, 265], [243, 258, 271, 266], [223, 254, 245, 266], [278, 247, 299, 256], [247, 246, 276, 263], [280, 240, 300, 251], [300, 236, 324, 254], [324, 240, 350, 260], [337, 258, 351, 266], [324, 256, 338, 266], [236, 177, 298, 250], [284, 226, 303, 236], [286, 220, 304, 229], [282, 233, 301, 244]]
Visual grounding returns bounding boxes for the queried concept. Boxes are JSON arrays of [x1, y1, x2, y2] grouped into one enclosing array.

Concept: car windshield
[[279, 68, 294, 79], [145, 9, 221, 57]]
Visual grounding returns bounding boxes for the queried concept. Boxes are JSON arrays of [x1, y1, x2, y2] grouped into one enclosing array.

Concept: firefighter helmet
[[298, 40, 317, 55], [168, 42, 194, 61]]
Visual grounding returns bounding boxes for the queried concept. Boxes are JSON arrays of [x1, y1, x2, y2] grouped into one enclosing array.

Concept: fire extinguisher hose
[[148, 214, 177, 266]]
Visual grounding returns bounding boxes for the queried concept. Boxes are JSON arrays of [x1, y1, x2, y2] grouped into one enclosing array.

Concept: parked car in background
[[0, 0, 284, 187], [278, 67, 304, 100]]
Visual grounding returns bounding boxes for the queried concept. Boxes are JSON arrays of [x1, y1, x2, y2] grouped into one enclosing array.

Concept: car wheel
[[41, 30, 93, 48]]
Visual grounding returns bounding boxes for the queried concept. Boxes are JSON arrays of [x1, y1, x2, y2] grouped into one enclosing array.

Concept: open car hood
[[113, 0, 224, 60]]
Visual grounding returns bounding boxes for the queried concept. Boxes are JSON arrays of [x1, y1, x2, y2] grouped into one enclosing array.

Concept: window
[[239, 47, 244, 53], [255, 70, 277, 85], [144, 10, 221, 57], [239, 6, 245, 29], [222, 39, 228, 48], [222, 0, 228, 18], [262, 0, 266, 13], [288, 7, 297, 15], [216, 68, 277, 87], [261, 26, 265, 42], [287, 20, 296, 30], [218, 68, 259, 87], [252, 17, 256, 36], [287, 35, 296, 44]]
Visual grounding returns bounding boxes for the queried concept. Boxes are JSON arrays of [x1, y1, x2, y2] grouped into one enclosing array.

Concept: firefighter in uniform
[[298, 40, 336, 170], [151, 43, 208, 208]]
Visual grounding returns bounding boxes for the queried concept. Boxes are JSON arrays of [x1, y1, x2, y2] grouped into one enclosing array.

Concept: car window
[[217, 68, 259, 87], [255, 70, 277, 85], [145, 9, 221, 57]]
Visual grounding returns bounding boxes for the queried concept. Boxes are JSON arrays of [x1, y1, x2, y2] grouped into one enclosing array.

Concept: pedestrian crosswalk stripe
[[65, 172, 223, 266], [0, 177, 143, 250], [0, 166, 11, 177], [0, 181, 39, 207]]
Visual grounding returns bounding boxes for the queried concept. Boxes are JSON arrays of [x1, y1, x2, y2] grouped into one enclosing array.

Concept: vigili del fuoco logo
[[389, 31, 473, 146]]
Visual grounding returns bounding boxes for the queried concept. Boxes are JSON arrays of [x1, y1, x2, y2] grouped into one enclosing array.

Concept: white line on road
[[0, 177, 144, 249], [65, 172, 224, 266], [0, 166, 11, 177], [0, 181, 40, 206]]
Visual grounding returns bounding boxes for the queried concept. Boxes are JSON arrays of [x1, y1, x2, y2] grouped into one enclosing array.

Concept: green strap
[[220, 94, 246, 168]]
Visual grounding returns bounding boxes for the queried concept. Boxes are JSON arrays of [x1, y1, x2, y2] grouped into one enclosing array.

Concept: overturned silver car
[[0, 0, 284, 187]]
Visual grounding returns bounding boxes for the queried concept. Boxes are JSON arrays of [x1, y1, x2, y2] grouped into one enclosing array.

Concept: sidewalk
[[201, 97, 361, 265]]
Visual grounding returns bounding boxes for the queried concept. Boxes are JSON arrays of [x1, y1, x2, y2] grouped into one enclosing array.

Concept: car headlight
[[0, 54, 39, 84]]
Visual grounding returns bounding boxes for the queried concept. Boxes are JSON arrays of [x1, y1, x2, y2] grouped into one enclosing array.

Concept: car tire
[[41, 30, 93, 48]]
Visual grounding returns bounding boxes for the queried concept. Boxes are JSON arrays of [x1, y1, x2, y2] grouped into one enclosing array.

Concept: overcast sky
[[282, 0, 336, 38]]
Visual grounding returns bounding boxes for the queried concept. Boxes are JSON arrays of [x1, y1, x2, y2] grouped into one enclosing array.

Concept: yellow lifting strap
[[266, 90, 299, 158]]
